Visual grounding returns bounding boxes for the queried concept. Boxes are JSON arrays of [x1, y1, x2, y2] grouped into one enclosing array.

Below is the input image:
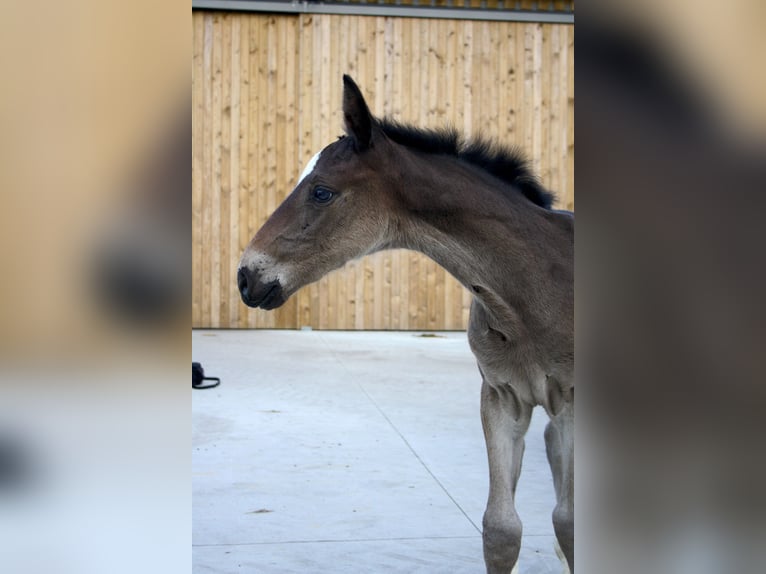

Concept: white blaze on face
[[296, 150, 322, 186]]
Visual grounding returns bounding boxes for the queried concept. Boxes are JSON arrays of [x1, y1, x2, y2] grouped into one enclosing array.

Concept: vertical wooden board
[[369, 17, 383, 330], [456, 276, 468, 331], [462, 282, 472, 328], [408, 251, 420, 329], [398, 17, 412, 331], [480, 22, 496, 137], [234, 16, 249, 328], [313, 25, 326, 329], [382, 251, 392, 329], [536, 23, 547, 186], [210, 15, 224, 327], [306, 14, 322, 329], [373, 16, 386, 117], [421, 17, 435, 330], [247, 15, 263, 328], [405, 14, 417, 329], [469, 19, 481, 135], [566, 24, 574, 211], [539, 23, 551, 189], [411, 22, 425, 331], [245, 16, 260, 327], [490, 22, 500, 147], [351, 15, 365, 329], [424, 18, 435, 127], [495, 22, 509, 145], [510, 22, 520, 142], [335, 18, 350, 331], [426, 20, 446, 330], [381, 17, 393, 330], [228, 16, 241, 328], [434, 266, 446, 332], [428, 258, 440, 331], [426, 18, 441, 330], [200, 14, 214, 329], [347, 13, 358, 79], [355, 16, 374, 331], [326, 16, 340, 330], [244, 16, 259, 328], [532, 24, 543, 176], [462, 19, 473, 136], [261, 14, 276, 329], [559, 24, 571, 209], [528, 24, 539, 156], [335, 16, 350, 330], [515, 22, 526, 151], [272, 17, 288, 327], [274, 15, 299, 329], [393, 17, 408, 330], [219, 15, 232, 329], [345, 15, 361, 330], [316, 15, 330, 330], [543, 26, 564, 201], [259, 15, 277, 329], [555, 23, 568, 208], [441, 12, 464, 336], [296, 13, 313, 328], [320, 17, 333, 330], [265, 15, 278, 224], [192, 13, 205, 327], [421, 21, 435, 331], [381, 16, 394, 330], [443, 19, 455, 127], [270, 15, 286, 328], [284, 16, 298, 194], [481, 20, 496, 136], [453, 21, 465, 146], [437, 18, 448, 124], [305, 16, 319, 329]]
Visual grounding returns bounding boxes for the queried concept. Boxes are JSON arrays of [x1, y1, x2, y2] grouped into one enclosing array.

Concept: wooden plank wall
[[192, 11, 574, 330]]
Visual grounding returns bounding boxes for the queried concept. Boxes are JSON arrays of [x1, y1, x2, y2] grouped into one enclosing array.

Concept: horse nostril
[[237, 268, 249, 296]]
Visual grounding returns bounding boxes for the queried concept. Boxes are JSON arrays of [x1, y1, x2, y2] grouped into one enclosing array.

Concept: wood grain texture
[[192, 11, 574, 329]]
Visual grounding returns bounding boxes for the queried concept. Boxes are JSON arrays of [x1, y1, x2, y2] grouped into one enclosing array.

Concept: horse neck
[[388, 152, 564, 325]]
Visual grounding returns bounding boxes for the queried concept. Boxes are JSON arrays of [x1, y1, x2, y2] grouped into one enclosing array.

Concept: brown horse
[[238, 76, 574, 574]]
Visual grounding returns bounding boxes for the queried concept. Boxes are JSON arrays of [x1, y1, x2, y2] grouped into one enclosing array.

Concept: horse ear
[[342, 75, 373, 150]]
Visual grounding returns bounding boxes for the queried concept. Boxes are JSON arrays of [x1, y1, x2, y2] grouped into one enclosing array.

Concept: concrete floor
[[193, 330, 565, 574]]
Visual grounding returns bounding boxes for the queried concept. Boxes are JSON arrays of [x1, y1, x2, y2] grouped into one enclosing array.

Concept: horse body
[[238, 76, 573, 573], [389, 139, 574, 574]]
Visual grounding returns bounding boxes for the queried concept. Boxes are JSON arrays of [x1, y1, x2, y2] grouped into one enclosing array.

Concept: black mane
[[376, 118, 555, 209]]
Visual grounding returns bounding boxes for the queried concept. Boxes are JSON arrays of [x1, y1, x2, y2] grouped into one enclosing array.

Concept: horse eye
[[312, 187, 334, 203]]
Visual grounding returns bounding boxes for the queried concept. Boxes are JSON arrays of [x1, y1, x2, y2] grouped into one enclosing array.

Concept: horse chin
[[257, 288, 288, 310]]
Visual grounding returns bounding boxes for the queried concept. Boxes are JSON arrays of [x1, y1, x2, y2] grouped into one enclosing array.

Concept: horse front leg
[[544, 400, 574, 573], [480, 379, 532, 574]]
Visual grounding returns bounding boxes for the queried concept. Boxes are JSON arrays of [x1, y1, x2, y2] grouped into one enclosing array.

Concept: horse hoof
[[554, 538, 571, 574]]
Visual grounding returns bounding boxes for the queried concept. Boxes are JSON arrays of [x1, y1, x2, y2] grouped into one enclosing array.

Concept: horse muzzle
[[237, 267, 287, 310]]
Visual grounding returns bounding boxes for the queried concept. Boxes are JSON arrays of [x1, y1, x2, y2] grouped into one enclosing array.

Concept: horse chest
[[468, 301, 566, 412]]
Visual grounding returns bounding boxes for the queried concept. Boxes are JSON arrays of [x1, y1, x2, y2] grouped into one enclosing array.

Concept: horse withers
[[238, 76, 574, 574]]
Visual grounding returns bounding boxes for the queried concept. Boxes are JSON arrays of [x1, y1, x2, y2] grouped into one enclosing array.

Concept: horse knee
[[482, 512, 522, 573]]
